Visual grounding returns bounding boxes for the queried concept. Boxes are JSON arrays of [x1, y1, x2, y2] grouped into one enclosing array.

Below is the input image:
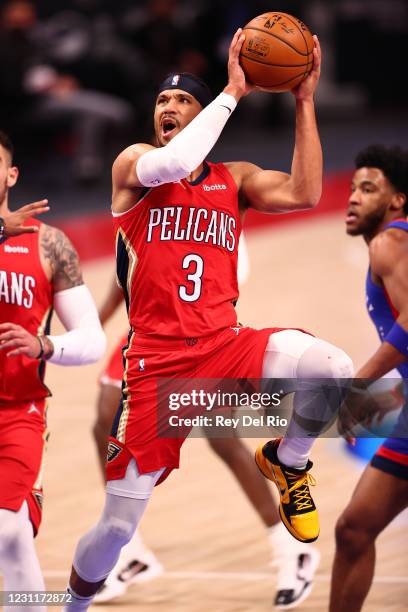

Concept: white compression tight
[[65, 460, 164, 611], [0, 502, 46, 612], [262, 330, 354, 468]]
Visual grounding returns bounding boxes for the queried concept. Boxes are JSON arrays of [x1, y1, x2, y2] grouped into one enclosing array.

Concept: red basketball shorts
[[106, 325, 290, 486], [0, 399, 48, 536], [99, 333, 128, 389]]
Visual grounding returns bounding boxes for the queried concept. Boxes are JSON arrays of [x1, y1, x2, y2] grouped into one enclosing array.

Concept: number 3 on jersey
[[179, 254, 204, 302]]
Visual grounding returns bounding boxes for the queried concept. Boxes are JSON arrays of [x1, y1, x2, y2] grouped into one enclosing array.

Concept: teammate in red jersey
[[64, 30, 353, 611], [93, 244, 320, 609], [0, 130, 106, 608]]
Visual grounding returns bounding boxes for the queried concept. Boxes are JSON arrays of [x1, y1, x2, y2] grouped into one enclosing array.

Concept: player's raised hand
[[3, 200, 49, 238], [225, 28, 255, 99], [0, 322, 50, 359], [292, 35, 321, 100]]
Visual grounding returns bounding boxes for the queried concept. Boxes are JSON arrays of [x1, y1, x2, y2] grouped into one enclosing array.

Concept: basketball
[[239, 12, 314, 92]]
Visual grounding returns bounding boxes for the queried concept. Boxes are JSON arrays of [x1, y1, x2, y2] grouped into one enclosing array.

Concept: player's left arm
[[40, 223, 84, 291], [240, 36, 322, 213], [0, 225, 106, 362], [339, 232, 408, 442], [357, 231, 408, 379]]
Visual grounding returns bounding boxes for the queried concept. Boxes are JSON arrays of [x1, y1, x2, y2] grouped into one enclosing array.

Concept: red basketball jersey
[[0, 219, 53, 404], [112, 162, 241, 338]]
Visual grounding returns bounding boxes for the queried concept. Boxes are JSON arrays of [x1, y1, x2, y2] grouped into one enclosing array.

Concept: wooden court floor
[[9, 213, 408, 611]]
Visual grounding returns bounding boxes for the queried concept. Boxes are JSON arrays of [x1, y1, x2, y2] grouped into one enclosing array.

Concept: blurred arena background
[[1, 0, 408, 610]]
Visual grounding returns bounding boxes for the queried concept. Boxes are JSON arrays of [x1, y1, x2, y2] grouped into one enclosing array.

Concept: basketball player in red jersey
[[93, 245, 320, 609], [0, 130, 106, 609], [64, 29, 353, 611], [329, 145, 408, 612]]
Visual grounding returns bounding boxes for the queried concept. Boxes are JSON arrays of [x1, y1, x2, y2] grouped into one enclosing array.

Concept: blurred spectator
[[0, 0, 135, 182], [3, 0, 406, 186], [120, 0, 211, 88], [34, 5, 148, 111], [334, 0, 408, 108]]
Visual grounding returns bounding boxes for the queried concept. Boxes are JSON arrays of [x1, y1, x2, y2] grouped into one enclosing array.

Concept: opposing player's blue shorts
[[371, 415, 408, 481]]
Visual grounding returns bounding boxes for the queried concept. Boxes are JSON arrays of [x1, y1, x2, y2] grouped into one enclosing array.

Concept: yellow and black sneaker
[[255, 439, 319, 543]]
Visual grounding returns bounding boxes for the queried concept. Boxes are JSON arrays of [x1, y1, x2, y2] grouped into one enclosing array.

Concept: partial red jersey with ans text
[[0, 220, 53, 404]]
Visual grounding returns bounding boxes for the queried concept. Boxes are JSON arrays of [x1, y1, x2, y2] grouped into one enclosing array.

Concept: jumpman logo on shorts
[[28, 404, 40, 415]]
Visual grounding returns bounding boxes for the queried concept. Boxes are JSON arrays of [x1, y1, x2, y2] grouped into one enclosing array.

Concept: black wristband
[[36, 335, 45, 359]]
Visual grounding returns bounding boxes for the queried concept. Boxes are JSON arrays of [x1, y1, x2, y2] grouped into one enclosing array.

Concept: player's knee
[[297, 339, 354, 380], [0, 510, 32, 558], [331, 347, 354, 379], [98, 515, 136, 547], [335, 512, 376, 556]]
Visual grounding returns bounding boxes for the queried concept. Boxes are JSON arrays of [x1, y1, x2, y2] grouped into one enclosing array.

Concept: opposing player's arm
[[357, 231, 408, 379]]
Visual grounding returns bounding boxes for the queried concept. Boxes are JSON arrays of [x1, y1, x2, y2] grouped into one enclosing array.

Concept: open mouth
[[161, 117, 178, 138]]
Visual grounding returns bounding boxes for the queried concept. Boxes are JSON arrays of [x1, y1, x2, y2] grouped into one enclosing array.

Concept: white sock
[[277, 437, 312, 469], [267, 522, 308, 553]]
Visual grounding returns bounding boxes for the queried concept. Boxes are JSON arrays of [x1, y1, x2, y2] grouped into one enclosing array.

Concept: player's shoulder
[[223, 161, 261, 186], [39, 223, 78, 256], [40, 222, 67, 242], [39, 223, 83, 289], [370, 227, 408, 273], [371, 226, 408, 253], [113, 143, 155, 171], [112, 143, 156, 195]]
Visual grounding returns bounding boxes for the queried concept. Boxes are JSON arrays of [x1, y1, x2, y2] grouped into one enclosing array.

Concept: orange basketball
[[239, 12, 314, 92]]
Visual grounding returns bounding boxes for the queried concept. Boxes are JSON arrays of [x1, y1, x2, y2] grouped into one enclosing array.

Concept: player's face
[[0, 145, 18, 207], [154, 89, 202, 146], [346, 167, 396, 237]]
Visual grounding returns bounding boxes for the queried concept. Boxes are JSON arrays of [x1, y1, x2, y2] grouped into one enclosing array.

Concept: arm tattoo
[[41, 225, 83, 291]]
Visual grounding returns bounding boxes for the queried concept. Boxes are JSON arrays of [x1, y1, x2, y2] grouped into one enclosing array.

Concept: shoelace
[[287, 472, 316, 511]]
